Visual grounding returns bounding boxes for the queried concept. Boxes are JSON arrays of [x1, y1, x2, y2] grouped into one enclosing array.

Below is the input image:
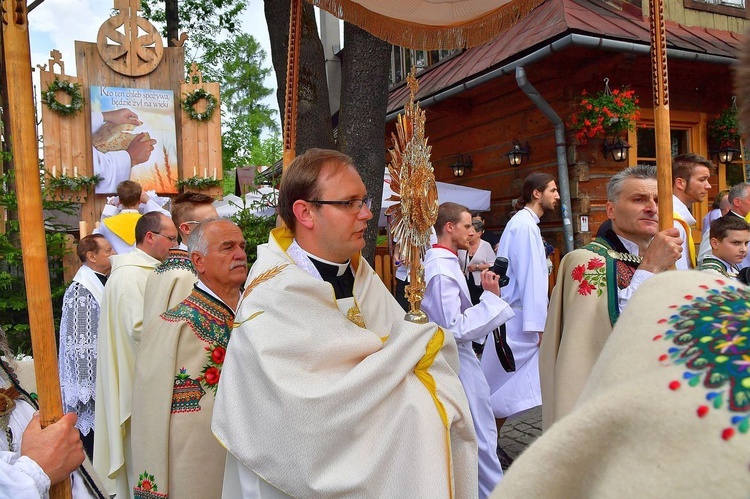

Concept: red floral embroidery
[[571, 257, 606, 296], [211, 346, 226, 364], [578, 280, 595, 295], [571, 264, 586, 282], [203, 366, 220, 386]]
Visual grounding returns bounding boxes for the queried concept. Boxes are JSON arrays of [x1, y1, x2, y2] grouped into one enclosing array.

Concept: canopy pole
[[1, 1, 71, 497], [649, 0, 674, 229], [283, 0, 302, 169]]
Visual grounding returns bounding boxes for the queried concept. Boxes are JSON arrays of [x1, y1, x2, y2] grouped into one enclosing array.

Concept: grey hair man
[[132, 218, 246, 498], [539, 164, 682, 430]]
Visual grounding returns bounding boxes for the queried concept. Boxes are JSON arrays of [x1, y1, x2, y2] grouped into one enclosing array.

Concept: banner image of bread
[[90, 85, 178, 194]]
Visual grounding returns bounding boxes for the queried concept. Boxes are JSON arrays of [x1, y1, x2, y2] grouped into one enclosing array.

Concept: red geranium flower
[[587, 258, 604, 270], [578, 280, 595, 296], [203, 367, 220, 385], [211, 346, 226, 364], [571, 264, 586, 282]]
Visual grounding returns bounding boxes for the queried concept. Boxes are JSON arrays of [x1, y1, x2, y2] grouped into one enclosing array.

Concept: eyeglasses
[[304, 195, 372, 213], [151, 231, 179, 245]]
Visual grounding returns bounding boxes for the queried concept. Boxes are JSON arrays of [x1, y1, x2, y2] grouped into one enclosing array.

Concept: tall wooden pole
[[282, 0, 302, 169], [1, 2, 71, 497], [649, 0, 674, 229]]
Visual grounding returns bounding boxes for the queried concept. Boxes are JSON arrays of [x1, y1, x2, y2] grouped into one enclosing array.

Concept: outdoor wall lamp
[[450, 154, 473, 177], [714, 145, 740, 165], [505, 139, 530, 166], [602, 137, 631, 163]]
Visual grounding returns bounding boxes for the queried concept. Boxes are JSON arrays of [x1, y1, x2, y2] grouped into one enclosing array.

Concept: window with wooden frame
[[684, 0, 748, 19]]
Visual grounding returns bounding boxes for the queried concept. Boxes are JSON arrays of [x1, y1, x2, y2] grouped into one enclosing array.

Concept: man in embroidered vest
[[58, 234, 114, 460], [99, 180, 168, 254], [699, 215, 750, 279], [131, 218, 246, 499], [212, 148, 476, 497], [93, 212, 177, 498], [422, 202, 514, 498], [540, 164, 683, 429], [492, 272, 750, 498], [671, 154, 714, 269], [481, 173, 559, 436], [142, 192, 218, 326], [1, 326, 107, 498]]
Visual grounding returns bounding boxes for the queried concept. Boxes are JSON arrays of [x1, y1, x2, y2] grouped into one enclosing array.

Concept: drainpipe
[[515, 66, 574, 253]]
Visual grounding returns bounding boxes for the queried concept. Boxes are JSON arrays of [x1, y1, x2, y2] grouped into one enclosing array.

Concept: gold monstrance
[[386, 69, 439, 323]]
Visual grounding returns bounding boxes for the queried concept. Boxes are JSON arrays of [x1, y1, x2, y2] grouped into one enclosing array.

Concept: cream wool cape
[[93, 248, 160, 498], [131, 286, 233, 499], [493, 271, 750, 498], [540, 245, 617, 430], [212, 227, 478, 498], [142, 247, 198, 327]]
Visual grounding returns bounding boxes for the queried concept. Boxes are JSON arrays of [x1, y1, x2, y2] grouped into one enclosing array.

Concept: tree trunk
[[165, 0, 179, 47], [264, 0, 334, 153], [338, 23, 390, 263]]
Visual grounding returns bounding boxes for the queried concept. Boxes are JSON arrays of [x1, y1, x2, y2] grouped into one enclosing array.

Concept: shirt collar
[[297, 246, 350, 276], [196, 280, 239, 313], [616, 235, 641, 256], [523, 206, 540, 224]]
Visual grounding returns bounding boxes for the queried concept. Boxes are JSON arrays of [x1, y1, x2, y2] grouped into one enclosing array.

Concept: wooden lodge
[[385, 0, 748, 253]]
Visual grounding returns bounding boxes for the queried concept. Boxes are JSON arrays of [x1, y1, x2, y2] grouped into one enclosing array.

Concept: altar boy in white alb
[[422, 202, 514, 498]]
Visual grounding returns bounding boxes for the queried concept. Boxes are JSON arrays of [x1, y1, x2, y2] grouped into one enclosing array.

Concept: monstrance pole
[[1, 1, 71, 497]]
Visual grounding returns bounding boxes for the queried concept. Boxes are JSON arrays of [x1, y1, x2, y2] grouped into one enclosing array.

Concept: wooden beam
[[1, 1, 70, 496]]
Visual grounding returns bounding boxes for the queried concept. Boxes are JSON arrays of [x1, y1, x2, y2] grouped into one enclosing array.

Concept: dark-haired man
[[423, 202, 514, 498], [540, 165, 682, 429], [671, 154, 713, 269], [58, 234, 114, 458], [142, 192, 218, 325], [482, 172, 559, 432], [213, 148, 476, 497], [93, 212, 176, 498]]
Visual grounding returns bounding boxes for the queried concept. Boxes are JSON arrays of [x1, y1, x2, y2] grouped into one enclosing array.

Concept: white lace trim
[[58, 282, 99, 435]]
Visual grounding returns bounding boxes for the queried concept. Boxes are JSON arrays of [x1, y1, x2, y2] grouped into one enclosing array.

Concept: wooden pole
[[649, 0, 674, 230], [1, 2, 71, 498], [282, 0, 302, 169]]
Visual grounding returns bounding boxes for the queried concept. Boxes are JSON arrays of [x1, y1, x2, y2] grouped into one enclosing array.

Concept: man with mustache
[[212, 148, 476, 497], [540, 164, 683, 429], [131, 218, 246, 498]]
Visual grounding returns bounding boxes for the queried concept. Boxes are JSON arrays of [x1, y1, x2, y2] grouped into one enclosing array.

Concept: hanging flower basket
[[570, 81, 640, 145], [708, 106, 741, 149]]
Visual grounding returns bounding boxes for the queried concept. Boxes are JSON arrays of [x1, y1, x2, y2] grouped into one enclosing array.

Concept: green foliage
[[175, 176, 222, 189], [47, 173, 103, 191], [570, 86, 640, 145], [229, 191, 276, 265], [0, 169, 75, 355]]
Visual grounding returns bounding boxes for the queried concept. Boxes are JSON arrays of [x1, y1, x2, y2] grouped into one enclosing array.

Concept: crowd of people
[[2, 148, 749, 498]]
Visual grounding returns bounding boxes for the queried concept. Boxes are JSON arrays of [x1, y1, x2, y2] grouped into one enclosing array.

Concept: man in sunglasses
[[213, 148, 476, 498], [93, 211, 177, 498]]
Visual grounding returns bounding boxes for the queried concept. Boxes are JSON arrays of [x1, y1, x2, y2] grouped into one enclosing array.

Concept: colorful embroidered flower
[[571, 264, 586, 282], [716, 334, 746, 354], [211, 346, 226, 364], [203, 366, 220, 385], [587, 258, 605, 270], [578, 279, 595, 296], [733, 354, 750, 373]]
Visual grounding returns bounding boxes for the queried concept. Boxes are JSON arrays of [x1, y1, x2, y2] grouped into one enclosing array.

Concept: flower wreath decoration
[[182, 88, 218, 122], [176, 176, 222, 189], [42, 78, 84, 116], [47, 173, 103, 192]]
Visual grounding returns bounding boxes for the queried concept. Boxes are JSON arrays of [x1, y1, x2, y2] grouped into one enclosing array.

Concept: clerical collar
[[121, 208, 139, 214], [298, 249, 351, 277], [432, 244, 457, 256], [196, 281, 239, 313], [94, 271, 108, 286], [616, 235, 641, 256]]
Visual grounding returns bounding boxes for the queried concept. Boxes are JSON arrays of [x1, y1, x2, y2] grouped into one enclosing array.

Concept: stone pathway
[[497, 405, 542, 470]]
